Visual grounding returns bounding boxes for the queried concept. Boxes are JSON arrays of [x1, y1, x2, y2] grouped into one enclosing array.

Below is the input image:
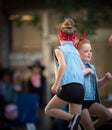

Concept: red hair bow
[[74, 32, 87, 48], [59, 30, 77, 41]]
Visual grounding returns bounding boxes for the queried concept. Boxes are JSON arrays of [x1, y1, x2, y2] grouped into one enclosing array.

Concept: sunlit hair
[[58, 18, 77, 41], [76, 39, 91, 51]]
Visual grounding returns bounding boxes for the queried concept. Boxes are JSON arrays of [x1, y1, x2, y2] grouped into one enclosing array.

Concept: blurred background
[[0, 0, 112, 130]]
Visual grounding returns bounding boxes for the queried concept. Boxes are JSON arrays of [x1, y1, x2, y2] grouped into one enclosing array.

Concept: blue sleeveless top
[[83, 61, 99, 101], [54, 41, 84, 87]]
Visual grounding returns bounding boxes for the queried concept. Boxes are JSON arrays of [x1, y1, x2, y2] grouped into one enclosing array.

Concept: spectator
[[0, 68, 18, 129], [27, 60, 47, 109], [0, 68, 17, 105]]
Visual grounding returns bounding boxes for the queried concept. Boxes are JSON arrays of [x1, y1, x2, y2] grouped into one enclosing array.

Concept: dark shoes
[[68, 114, 81, 130]]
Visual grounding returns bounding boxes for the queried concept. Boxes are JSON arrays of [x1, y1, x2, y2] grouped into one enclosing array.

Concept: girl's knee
[[44, 105, 49, 115], [106, 111, 112, 120], [100, 110, 112, 120]]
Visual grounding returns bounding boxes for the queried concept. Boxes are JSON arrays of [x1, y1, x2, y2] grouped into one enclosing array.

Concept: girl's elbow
[[59, 64, 66, 71], [63, 63, 66, 69]]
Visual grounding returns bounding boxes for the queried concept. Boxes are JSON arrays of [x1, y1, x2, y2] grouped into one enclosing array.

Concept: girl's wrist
[[104, 76, 108, 81]]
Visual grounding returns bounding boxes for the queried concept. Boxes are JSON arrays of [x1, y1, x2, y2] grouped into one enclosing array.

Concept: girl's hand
[[51, 84, 59, 94], [105, 72, 112, 80], [89, 68, 94, 75]]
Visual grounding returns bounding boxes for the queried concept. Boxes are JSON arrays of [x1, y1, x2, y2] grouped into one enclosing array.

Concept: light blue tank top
[[83, 61, 98, 100], [54, 41, 84, 87]]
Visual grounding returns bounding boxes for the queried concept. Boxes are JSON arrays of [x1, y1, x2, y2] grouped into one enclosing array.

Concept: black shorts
[[57, 83, 84, 104], [82, 100, 99, 109]]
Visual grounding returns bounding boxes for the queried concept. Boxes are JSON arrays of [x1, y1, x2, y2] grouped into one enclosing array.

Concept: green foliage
[[11, 0, 112, 35], [47, 0, 112, 35], [12, 15, 40, 27], [12, 16, 23, 27], [30, 15, 40, 26]]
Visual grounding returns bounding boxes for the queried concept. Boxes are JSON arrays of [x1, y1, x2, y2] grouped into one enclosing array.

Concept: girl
[[45, 18, 84, 130], [75, 38, 112, 130]]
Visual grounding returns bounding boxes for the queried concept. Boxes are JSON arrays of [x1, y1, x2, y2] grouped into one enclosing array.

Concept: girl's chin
[[84, 59, 91, 62]]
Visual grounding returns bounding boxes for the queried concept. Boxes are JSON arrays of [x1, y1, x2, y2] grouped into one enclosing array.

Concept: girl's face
[[79, 43, 92, 62]]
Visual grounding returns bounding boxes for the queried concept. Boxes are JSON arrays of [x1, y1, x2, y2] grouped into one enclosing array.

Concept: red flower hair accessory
[[74, 32, 87, 48], [59, 30, 77, 41]]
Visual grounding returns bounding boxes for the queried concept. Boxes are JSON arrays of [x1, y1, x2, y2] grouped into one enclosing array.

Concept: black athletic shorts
[[57, 83, 84, 104]]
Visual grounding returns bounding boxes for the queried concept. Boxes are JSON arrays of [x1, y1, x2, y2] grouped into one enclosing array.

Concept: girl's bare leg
[[69, 103, 83, 130], [69, 103, 82, 115], [45, 95, 73, 121], [89, 102, 112, 128], [80, 109, 95, 130]]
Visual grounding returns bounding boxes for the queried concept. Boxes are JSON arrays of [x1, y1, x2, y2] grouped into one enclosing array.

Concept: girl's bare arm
[[51, 48, 66, 93], [97, 72, 112, 87]]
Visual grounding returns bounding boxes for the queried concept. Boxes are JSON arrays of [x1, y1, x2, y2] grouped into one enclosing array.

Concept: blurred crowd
[[0, 59, 71, 130], [0, 60, 48, 130]]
